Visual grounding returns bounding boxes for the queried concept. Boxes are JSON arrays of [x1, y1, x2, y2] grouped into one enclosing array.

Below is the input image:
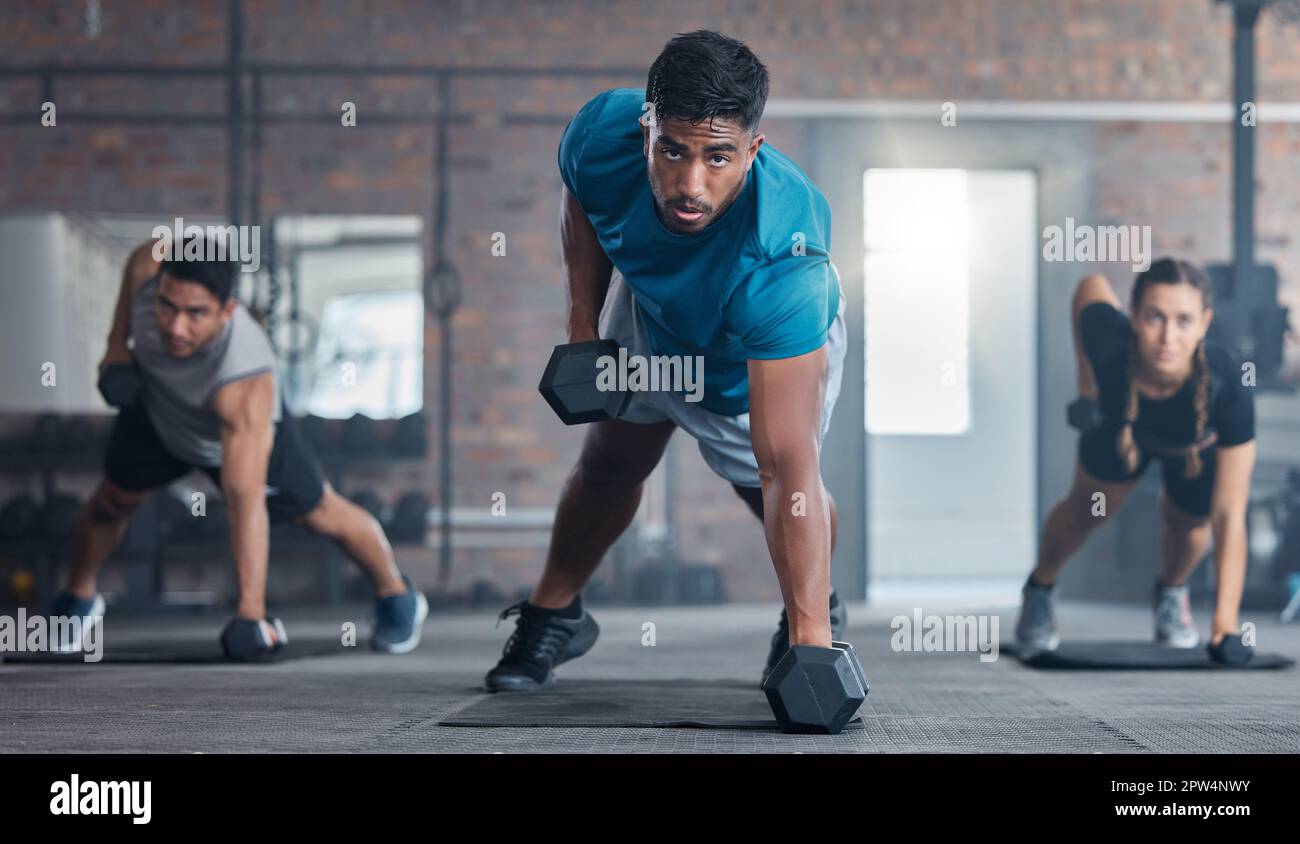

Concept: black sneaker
[[483, 599, 600, 692], [761, 591, 847, 686]]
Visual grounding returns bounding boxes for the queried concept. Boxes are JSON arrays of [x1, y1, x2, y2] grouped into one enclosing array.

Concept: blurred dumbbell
[[677, 564, 723, 604], [1067, 397, 1104, 433], [470, 579, 506, 608], [387, 492, 429, 543], [98, 364, 142, 408], [220, 617, 288, 661], [633, 564, 677, 605]]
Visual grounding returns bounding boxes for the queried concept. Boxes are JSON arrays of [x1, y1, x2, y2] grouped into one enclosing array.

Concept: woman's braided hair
[[1117, 258, 1214, 479]]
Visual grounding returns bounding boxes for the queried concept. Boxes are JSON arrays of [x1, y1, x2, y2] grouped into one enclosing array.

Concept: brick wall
[[1, 0, 1298, 604]]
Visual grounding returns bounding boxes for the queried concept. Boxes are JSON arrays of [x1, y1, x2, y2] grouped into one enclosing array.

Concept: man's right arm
[[102, 240, 161, 371], [560, 186, 613, 343]]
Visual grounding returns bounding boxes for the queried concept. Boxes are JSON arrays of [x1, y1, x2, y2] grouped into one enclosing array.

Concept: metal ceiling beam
[[0, 63, 643, 79]]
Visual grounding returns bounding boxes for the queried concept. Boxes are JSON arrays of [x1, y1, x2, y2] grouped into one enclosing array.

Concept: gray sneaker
[[1015, 576, 1060, 651], [1153, 582, 1199, 648]]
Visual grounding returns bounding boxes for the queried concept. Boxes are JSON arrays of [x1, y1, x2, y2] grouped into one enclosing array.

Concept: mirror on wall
[[268, 215, 425, 421], [0, 212, 425, 421]]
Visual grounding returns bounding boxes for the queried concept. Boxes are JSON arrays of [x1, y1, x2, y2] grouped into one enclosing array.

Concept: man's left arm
[[212, 373, 276, 620], [1209, 440, 1256, 643], [749, 345, 833, 649]]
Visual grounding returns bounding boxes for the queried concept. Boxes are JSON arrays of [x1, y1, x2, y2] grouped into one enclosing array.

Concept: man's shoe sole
[[484, 671, 558, 693], [1156, 633, 1200, 649], [1015, 631, 1060, 652]]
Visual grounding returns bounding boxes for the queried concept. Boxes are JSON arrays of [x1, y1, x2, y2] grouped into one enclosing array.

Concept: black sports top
[[1078, 302, 1255, 450]]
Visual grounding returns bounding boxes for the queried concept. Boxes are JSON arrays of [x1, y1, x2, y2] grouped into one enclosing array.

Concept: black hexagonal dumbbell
[[1207, 633, 1253, 665], [831, 640, 868, 698], [762, 640, 869, 734], [219, 617, 288, 662], [1066, 396, 1103, 433], [97, 364, 142, 408], [538, 340, 633, 425]]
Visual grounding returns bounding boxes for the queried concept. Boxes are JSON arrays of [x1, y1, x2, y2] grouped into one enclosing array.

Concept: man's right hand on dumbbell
[[97, 343, 141, 407]]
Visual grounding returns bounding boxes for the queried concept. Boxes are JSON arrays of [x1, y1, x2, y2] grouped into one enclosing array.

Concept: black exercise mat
[[439, 678, 866, 730], [0, 638, 347, 664], [1003, 640, 1295, 671]]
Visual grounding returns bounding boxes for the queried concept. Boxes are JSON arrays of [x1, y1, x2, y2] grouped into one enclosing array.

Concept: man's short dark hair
[[646, 30, 769, 135], [160, 237, 238, 303]]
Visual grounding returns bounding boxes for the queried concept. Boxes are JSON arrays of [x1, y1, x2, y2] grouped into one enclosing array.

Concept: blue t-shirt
[[558, 87, 840, 416]]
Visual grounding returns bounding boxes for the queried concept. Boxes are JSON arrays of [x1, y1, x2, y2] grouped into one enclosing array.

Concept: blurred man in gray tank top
[[50, 236, 429, 659], [130, 269, 282, 468]]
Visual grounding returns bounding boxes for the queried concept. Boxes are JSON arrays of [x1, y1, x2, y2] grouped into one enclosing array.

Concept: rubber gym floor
[[3, 599, 1297, 754]]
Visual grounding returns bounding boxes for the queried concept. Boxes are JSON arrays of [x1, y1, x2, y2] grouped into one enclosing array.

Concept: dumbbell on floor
[[1207, 633, 1253, 665], [538, 340, 632, 425], [219, 617, 288, 661], [762, 639, 869, 734]]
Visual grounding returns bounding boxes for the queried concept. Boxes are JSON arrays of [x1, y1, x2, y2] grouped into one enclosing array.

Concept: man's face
[[642, 115, 763, 235], [1134, 282, 1212, 381], [153, 273, 235, 358]]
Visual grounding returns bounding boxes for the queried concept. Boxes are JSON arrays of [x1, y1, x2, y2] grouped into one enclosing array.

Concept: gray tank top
[[130, 273, 281, 467]]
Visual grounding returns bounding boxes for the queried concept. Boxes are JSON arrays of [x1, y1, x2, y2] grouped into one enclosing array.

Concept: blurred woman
[[1016, 258, 1257, 664]]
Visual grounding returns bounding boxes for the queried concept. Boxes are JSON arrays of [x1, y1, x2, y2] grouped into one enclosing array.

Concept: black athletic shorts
[[1077, 425, 1216, 518], [104, 401, 326, 521]]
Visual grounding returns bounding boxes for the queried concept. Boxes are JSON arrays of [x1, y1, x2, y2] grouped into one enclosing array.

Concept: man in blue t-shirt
[[486, 30, 849, 692]]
